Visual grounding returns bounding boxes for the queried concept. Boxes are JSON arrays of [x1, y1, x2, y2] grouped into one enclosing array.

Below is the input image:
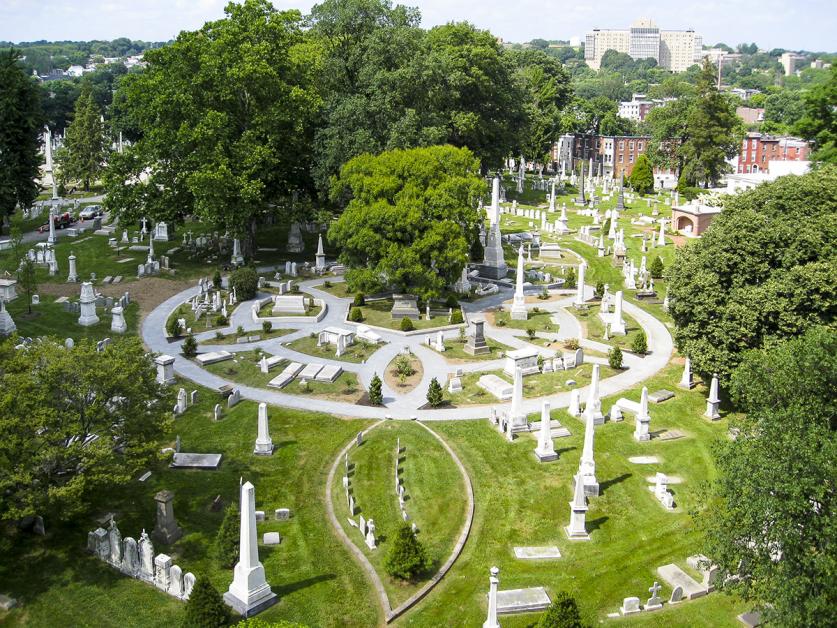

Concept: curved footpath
[[141, 276, 673, 420]]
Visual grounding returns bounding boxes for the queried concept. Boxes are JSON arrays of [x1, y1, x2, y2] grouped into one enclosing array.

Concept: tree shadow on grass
[[598, 473, 631, 496], [587, 516, 609, 533], [273, 573, 336, 597]]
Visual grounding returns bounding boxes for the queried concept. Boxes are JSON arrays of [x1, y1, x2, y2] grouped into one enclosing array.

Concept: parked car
[[78, 205, 103, 220], [37, 212, 75, 232]]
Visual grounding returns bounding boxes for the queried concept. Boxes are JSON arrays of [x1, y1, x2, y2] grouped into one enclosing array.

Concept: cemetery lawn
[[201, 351, 365, 403], [355, 300, 463, 332], [489, 308, 558, 333], [197, 327, 293, 346], [257, 295, 323, 319], [573, 307, 644, 349], [394, 362, 747, 627], [285, 335, 381, 364], [166, 295, 231, 334], [5, 295, 140, 341], [331, 420, 468, 609], [314, 281, 354, 299], [384, 352, 424, 394], [428, 336, 512, 362], [445, 362, 619, 407], [0, 382, 381, 628]]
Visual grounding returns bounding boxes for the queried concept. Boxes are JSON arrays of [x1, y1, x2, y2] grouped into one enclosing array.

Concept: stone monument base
[[224, 589, 278, 618], [464, 341, 490, 356], [476, 264, 508, 280]]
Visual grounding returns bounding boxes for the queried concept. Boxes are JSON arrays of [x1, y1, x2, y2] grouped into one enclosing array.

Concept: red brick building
[[737, 132, 811, 174]]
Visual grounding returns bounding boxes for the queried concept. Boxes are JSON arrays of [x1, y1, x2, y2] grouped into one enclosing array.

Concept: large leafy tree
[[629, 154, 654, 194], [0, 48, 44, 226], [60, 81, 107, 191], [699, 327, 836, 627], [795, 65, 836, 163], [509, 48, 572, 163], [679, 61, 744, 187], [105, 0, 321, 254], [0, 337, 172, 521], [328, 145, 484, 299], [667, 166, 837, 380]]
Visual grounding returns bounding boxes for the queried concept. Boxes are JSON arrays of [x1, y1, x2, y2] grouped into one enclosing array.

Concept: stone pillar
[[584, 364, 604, 425], [657, 218, 666, 247], [634, 387, 651, 442], [111, 306, 127, 334], [509, 366, 526, 431], [224, 481, 277, 616], [152, 490, 183, 544], [679, 357, 695, 389], [315, 234, 326, 270], [534, 401, 557, 462], [510, 245, 527, 320], [565, 472, 590, 540], [579, 396, 599, 496], [78, 282, 99, 327], [253, 403, 274, 456], [482, 566, 500, 628], [155, 354, 176, 385], [67, 252, 78, 283], [231, 238, 244, 266], [704, 374, 721, 420], [574, 263, 586, 306], [48, 208, 56, 245], [611, 291, 626, 335]]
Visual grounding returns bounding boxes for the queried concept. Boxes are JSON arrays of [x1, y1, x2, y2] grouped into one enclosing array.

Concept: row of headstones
[[394, 438, 412, 527], [268, 277, 297, 295], [343, 432, 377, 550], [87, 522, 194, 602], [212, 388, 242, 420], [174, 388, 199, 415], [620, 581, 681, 615]]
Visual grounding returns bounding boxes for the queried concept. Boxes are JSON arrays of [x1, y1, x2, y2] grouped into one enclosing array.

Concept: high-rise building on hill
[[585, 18, 702, 73]]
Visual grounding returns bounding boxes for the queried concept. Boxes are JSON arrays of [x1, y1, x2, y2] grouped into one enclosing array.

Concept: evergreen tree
[[537, 591, 587, 628], [564, 267, 577, 289], [368, 373, 383, 405], [608, 346, 623, 370], [649, 256, 664, 279], [0, 48, 44, 226], [426, 377, 444, 407], [384, 524, 430, 580], [215, 503, 239, 568], [680, 61, 743, 187], [629, 154, 654, 195], [181, 576, 230, 628], [182, 334, 198, 358], [62, 82, 107, 191], [631, 330, 648, 355]]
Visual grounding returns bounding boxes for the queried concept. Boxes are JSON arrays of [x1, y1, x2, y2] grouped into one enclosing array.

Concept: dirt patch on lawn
[[384, 353, 424, 394], [37, 277, 194, 318]]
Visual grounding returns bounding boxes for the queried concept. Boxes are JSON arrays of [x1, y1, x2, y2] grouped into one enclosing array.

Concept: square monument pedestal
[[223, 588, 278, 618], [464, 320, 490, 356], [390, 294, 420, 320], [476, 264, 508, 280]]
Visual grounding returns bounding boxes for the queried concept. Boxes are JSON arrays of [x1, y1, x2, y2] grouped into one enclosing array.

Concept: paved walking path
[[142, 275, 673, 420]]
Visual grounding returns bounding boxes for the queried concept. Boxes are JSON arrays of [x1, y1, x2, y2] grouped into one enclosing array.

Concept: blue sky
[[0, 0, 834, 52]]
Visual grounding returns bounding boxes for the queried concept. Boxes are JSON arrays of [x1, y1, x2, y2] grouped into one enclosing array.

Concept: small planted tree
[[181, 576, 230, 628], [182, 334, 198, 358], [631, 330, 648, 355], [262, 320, 272, 334], [400, 317, 415, 332], [537, 591, 586, 628], [629, 154, 654, 195], [450, 309, 464, 324], [353, 292, 365, 306], [167, 316, 183, 338], [394, 353, 416, 384], [230, 266, 258, 301], [426, 377, 444, 407], [369, 373, 383, 405], [212, 271, 222, 290], [385, 524, 430, 581], [215, 503, 239, 568], [608, 346, 623, 370], [527, 328, 537, 340], [349, 307, 363, 322], [649, 256, 664, 279], [594, 282, 604, 299], [565, 267, 577, 289]]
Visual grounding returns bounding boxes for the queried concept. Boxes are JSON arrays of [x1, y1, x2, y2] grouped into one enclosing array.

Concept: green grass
[[197, 328, 293, 346], [0, 382, 380, 628], [166, 297, 230, 335], [316, 281, 354, 299], [446, 362, 620, 407], [573, 306, 644, 350], [357, 300, 462, 332], [391, 362, 747, 627], [332, 421, 468, 608], [5, 294, 139, 341], [491, 308, 559, 333], [427, 335, 512, 362], [201, 351, 365, 403], [285, 335, 382, 364]]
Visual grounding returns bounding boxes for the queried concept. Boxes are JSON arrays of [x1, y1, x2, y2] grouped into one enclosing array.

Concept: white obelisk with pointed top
[[679, 357, 695, 389], [579, 390, 600, 496], [224, 481, 277, 616], [610, 290, 626, 335], [510, 244, 528, 320], [253, 403, 274, 455], [705, 373, 721, 420], [634, 387, 651, 441], [508, 366, 526, 432], [574, 262, 586, 306], [534, 401, 557, 461], [565, 471, 590, 540], [315, 234, 326, 270], [584, 364, 604, 425]]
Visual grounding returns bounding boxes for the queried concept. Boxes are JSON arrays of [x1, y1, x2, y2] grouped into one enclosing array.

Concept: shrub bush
[[182, 334, 198, 358], [595, 281, 605, 299], [450, 309, 464, 324], [236, 325, 245, 337], [323, 280, 332, 288], [426, 377, 444, 407], [631, 330, 648, 354], [400, 317, 414, 332], [180, 576, 229, 628], [166, 316, 183, 338], [212, 271, 222, 290], [215, 315, 228, 327], [384, 524, 430, 581], [445, 294, 459, 308], [262, 320, 272, 334], [649, 256, 664, 279], [230, 266, 258, 301], [537, 591, 585, 628], [565, 267, 577, 289], [214, 504, 239, 568], [353, 292, 365, 306], [563, 338, 580, 350], [369, 373, 383, 405], [349, 307, 363, 322], [608, 345, 623, 369], [526, 328, 536, 339]]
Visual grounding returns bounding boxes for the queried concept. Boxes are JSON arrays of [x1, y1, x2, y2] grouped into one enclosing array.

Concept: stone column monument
[[77, 282, 99, 327], [152, 490, 183, 544]]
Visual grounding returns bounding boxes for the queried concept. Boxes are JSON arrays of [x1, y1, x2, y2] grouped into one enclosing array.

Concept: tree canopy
[[327, 145, 484, 299], [795, 65, 837, 163], [0, 337, 171, 520], [105, 0, 321, 253], [668, 166, 837, 380], [60, 81, 107, 191], [0, 48, 44, 223], [699, 327, 837, 627]]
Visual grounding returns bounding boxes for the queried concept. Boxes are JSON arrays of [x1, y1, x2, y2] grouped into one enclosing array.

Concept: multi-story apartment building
[[618, 94, 677, 122], [584, 18, 702, 72], [737, 133, 811, 174], [779, 52, 807, 76], [551, 133, 677, 183]]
